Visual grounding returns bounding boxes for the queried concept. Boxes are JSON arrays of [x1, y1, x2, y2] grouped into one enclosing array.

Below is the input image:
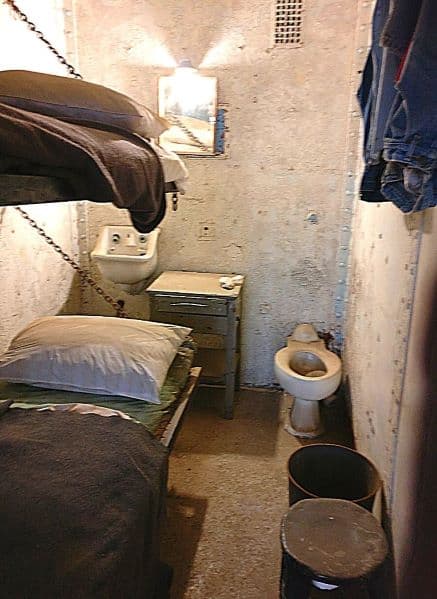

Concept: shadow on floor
[[297, 394, 355, 449], [161, 387, 360, 598], [174, 385, 284, 457], [161, 493, 208, 599]]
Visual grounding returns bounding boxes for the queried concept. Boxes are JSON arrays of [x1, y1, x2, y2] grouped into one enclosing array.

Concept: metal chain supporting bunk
[[4, 0, 209, 316], [4, 0, 131, 317], [15, 207, 129, 318], [4, 0, 211, 155], [4, 0, 83, 80]]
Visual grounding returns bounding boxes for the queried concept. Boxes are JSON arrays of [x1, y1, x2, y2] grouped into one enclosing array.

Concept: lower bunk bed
[[0, 344, 201, 598]]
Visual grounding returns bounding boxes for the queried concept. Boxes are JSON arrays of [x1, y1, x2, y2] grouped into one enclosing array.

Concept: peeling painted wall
[[73, 0, 359, 385], [0, 0, 80, 352]]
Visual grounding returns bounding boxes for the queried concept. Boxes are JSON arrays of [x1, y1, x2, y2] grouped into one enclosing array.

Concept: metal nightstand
[[147, 271, 244, 419]]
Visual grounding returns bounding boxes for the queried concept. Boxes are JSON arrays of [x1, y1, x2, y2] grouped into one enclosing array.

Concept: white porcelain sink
[[91, 225, 160, 285]]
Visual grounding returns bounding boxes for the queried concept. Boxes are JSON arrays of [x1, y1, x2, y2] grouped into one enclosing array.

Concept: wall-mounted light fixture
[[158, 59, 218, 155], [174, 58, 197, 76]]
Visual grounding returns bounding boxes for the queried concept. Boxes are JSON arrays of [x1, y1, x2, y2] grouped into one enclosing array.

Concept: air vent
[[274, 0, 303, 47]]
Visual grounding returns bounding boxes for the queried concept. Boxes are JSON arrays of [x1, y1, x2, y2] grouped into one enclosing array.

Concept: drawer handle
[[169, 302, 209, 308]]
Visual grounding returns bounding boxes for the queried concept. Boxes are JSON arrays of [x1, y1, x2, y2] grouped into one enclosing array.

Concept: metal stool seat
[[280, 499, 388, 598]]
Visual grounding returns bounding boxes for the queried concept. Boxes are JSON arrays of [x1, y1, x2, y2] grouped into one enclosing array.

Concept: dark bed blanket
[[0, 406, 168, 598], [0, 102, 166, 232]]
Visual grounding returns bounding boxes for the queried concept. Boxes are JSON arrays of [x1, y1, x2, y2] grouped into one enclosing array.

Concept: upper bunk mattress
[[0, 102, 166, 232]]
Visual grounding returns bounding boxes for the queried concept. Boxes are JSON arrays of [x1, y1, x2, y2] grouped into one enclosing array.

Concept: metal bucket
[[288, 443, 381, 511]]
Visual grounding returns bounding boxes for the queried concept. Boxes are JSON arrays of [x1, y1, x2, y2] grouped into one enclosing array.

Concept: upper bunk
[[0, 174, 77, 206], [0, 174, 179, 207], [0, 103, 186, 231], [0, 71, 188, 230]]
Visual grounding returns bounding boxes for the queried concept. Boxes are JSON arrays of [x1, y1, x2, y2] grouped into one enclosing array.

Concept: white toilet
[[274, 324, 342, 438], [91, 225, 160, 292]]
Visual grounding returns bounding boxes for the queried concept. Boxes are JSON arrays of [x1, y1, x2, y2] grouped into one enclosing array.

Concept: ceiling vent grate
[[274, 0, 304, 47]]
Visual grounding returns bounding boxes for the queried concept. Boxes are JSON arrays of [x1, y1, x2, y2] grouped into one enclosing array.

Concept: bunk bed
[[0, 77, 194, 597], [0, 331, 201, 598], [0, 2, 195, 590], [0, 99, 188, 231], [0, 173, 180, 206]]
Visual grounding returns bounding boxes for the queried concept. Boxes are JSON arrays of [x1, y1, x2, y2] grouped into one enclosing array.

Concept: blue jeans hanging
[[381, 0, 437, 212], [358, 0, 437, 212], [357, 0, 399, 203]]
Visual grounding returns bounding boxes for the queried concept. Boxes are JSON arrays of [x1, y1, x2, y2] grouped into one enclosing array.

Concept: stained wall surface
[[0, 0, 80, 352], [345, 197, 437, 587], [341, 0, 437, 590], [73, 0, 359, 385], [391, 210, 437, 596], [344, 202, 422, 498]]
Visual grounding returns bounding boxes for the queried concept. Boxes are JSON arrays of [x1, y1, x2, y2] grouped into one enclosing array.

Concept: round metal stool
[[280, 499, 388, 598]]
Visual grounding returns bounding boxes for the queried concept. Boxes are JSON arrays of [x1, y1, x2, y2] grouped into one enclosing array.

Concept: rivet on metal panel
[[306, 212, 319, 224]]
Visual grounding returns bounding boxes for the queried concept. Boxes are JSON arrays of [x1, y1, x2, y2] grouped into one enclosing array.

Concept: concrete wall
[[342, 2, 437, 587], [0, 0, 80, 352], [391, 210, 437, 597], [344, 204, 422, 497], [345, 191, 437, 590], [73, 0, 359, 385]]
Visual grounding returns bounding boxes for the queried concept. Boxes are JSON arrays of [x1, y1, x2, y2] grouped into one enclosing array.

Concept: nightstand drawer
[[152, 294, 228, 316], [150, 311, 228, 335]]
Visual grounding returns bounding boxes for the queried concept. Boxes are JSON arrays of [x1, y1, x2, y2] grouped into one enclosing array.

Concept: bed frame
[[0, 174, 178, 206], [158, 366, 201, 450], [0, 174, 80, 205]]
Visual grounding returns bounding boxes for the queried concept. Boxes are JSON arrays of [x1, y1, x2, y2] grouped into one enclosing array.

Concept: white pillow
[[0, 316, 191, 404]]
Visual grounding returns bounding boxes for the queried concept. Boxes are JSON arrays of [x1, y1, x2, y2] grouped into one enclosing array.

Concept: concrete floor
[[161, 387, 354, 599]]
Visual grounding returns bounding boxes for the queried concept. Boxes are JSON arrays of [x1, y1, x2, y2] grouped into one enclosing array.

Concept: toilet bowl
[[91, 225, 160, 292], [274, 324, 342, 438]]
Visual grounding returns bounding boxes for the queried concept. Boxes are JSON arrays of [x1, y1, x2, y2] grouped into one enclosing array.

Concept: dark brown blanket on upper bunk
[[0, 102, 166, 232], [0, 406, 168, 598]]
